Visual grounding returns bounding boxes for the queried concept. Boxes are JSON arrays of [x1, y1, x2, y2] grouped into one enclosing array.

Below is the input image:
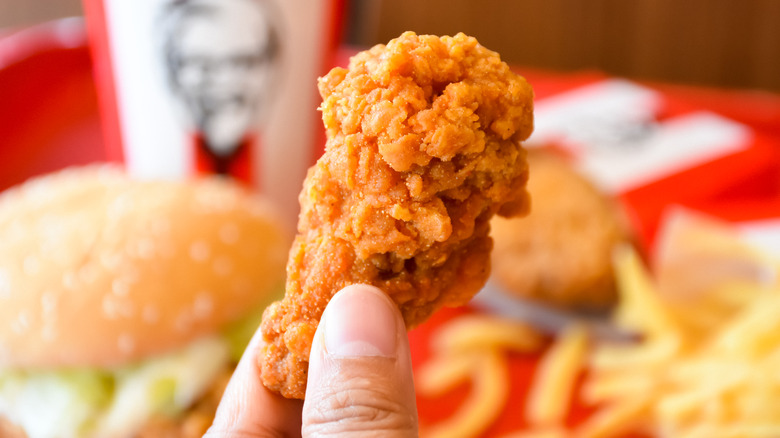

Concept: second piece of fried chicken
[[260, 31, 534, 399], [491, 150, 632, 311]]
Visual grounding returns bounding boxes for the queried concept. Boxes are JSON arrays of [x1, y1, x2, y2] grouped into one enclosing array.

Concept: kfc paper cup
[[83, 0, 343, 221]]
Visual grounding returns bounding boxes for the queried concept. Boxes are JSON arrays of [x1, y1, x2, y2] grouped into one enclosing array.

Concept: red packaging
[[517, 71, 780, 248]]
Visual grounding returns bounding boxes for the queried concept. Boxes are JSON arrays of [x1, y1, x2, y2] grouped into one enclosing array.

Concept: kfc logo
[[159, 0, 282, 181]]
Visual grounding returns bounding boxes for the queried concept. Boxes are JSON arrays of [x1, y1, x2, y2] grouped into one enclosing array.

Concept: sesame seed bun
[[0, 165, 291, 368]]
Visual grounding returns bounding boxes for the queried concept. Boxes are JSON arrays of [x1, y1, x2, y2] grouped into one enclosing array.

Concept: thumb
[[302, 284, 419, 438]]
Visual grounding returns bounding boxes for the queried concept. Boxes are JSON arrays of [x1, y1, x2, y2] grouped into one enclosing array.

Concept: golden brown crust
[[491, 151, 631, 310], [259, 32, 534, 399], [0, 166, 290, 368]]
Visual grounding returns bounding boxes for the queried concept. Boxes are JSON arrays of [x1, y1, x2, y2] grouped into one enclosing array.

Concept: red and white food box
[[518, 70, 780, 248]]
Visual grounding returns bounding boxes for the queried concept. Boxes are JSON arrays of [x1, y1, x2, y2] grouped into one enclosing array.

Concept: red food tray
[[0, 18, 108, 193]]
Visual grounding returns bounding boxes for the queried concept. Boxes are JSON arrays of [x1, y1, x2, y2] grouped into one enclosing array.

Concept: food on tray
[[525, 324, 588, 428], [417, 314, 544, 438], [0, 166, 290, 438], [422, 351, 507, 438], [491, 150, 631, 310], [419, 210, 780, 437], [578, 226, 780, 437], [431, 314, 544, 353], [500, 428, 568, 438], [259, 31, 535, 399]]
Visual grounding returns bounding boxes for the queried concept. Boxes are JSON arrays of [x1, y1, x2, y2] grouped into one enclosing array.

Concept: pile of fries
[[584, 211, 780, 438], [416, 314, 545, 438], [416, 210, 780, 437]]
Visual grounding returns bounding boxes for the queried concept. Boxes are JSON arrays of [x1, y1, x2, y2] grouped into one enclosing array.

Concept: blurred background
[[2, 0, 779, 92], [345, 0, 780, 92], [0, 0, 83, 32], [2, 2, 780, 436]]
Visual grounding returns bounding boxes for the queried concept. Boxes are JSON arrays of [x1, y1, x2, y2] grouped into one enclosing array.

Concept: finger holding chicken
[[260, 31, 535, 399]]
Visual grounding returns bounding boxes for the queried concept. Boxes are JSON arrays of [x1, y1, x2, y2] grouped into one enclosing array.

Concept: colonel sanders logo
[[160, 0, 282, 179]]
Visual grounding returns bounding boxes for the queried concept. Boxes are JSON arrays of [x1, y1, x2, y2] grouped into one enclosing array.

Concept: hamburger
[[0, 165, 290, 438]]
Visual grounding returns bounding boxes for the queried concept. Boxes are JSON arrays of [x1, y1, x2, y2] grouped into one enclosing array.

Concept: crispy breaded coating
[[259, 31, 534, 399]]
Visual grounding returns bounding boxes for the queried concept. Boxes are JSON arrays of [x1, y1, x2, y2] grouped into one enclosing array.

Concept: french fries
[[580, 241, 780, 438], [525, 324, 588, 427], [415, 353, 479, 397], [418, 210, 780, 437], [574, 398, 650, 438], [500, 428, 569, 438], [421, 351, 510, 438], [416, 314, 545, 438], [430, 315, 544, 354], [611, 245, 681, 342]]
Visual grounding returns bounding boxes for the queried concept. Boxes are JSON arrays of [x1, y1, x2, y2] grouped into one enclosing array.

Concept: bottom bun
[[136, 365, 232, 438], [1, 364, 233, 438]]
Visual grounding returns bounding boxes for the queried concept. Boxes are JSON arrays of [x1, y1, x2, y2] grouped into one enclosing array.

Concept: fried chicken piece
[[491, 150, 632, 310], [259, 31, 534, 399]]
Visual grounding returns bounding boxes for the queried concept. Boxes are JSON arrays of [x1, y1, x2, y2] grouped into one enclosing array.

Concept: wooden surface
[[2, 0, 779, 92], [0, 0, 82, 29], [346, 0, 780, 93]]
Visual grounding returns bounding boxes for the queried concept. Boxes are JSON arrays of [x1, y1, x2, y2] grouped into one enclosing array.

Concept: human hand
[[204, 284, 419, 437]]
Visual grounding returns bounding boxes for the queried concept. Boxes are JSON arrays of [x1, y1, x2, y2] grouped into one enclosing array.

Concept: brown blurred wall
[[347, 0, 780, 93], [2, 0, 778, 92], [0, 0, 82, 29]]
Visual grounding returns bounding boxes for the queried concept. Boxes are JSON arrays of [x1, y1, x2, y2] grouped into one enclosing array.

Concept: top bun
[[0, 165, 291, 368]]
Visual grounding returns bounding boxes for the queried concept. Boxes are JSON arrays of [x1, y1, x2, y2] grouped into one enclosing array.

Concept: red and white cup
[[83, 0, 343, 222]]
